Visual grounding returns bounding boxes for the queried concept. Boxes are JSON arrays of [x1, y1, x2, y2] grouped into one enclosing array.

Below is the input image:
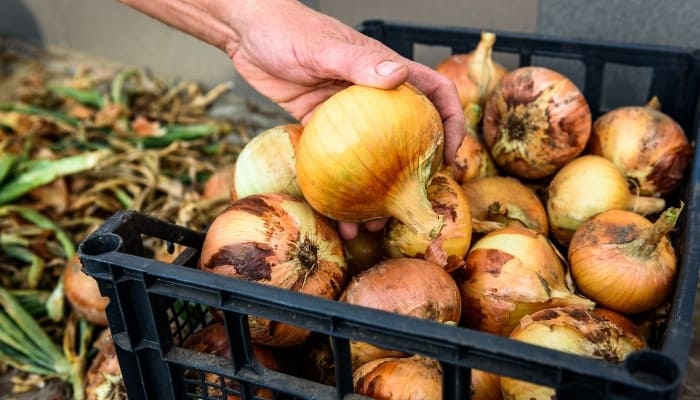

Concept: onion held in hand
[[453, 226, 594, 336], [234, 124, 303, 199], [588, 99, 692, 196], [501, 307, 645, 400], [297, 83, 445, 238], [198, 193, 348, 346], [483, 66, 591, 179], [385, 172, 473, 272], [568, 206, 681, 314], [340, 258, 461, 370], [547, 155, 666, 246]]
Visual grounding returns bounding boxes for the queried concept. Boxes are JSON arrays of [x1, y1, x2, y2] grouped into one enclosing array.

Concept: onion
[[461, 176, 548, 236], [385, 172, 473, 271], [436, 32, 508, 110], [353, 355, 443, 400], [234, 124, 303, 199], [183, 322, 280, 399], [297, 83, 445, 239], [342, 229, 386, 277], [588, 98, 693, 196], [568, 206, 680, 314], [64, 255, 109, 327], [482, 66, 591, 179], [501, 306, 645, 400], [203, 164, 237, 201], [85, 330, 125, 400], [340, 258, 461, 370], [547, 155, 666, 246], [198, 193, 348, 346], [453, 226, 594, 336], [442, 122, 499, 184], [472, 369, 503, 400]]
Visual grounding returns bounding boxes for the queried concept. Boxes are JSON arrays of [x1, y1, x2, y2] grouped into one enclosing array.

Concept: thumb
[[317, 39, 410, 89]]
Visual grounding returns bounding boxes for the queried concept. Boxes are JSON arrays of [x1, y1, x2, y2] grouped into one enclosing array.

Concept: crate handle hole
[[623, 350, 680, 388], [80, 233, 123, 256]]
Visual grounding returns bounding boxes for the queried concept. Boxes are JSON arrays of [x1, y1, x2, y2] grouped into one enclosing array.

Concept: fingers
[[337, 221, 359, 241], [406, 62, 466, 165]]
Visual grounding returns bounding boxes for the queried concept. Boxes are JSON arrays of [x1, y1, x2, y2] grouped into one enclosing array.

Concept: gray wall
[[1, 0, 698, 114]]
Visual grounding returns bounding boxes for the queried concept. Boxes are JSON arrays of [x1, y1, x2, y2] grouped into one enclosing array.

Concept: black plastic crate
[[78, 21, 700, 400]]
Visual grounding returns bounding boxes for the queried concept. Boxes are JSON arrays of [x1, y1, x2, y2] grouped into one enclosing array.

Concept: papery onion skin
[[297, 83, 445, 239], [234, 124, 303, 199], [547, 155, 666, 247], [85, 330, 124, 400], [472, 369, 503, 400], [589, 105, 692, 196], [453, 226, 594, 336], [483, 66, 591, 180], [568, 209, 678, 314], [436, 32, 508, 109], [385, 172, 473, 272], [443, 124, 499, 184], [353, 356, 443, 400], [340, 258, 462, 370], [64, 255, 109, 327], [501, 306, 644, 400], [462, 176, 548, 236], [198, 193, 348, 346]]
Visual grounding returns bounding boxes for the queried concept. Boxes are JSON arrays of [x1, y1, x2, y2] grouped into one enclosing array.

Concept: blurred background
[[2, 0, 698, 115]]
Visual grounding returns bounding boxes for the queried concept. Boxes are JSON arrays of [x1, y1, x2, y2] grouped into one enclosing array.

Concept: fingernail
[[376, 60, 403, 76]]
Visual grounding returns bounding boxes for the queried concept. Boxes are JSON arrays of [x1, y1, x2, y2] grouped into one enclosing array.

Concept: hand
[[120, 0, 465, 240]]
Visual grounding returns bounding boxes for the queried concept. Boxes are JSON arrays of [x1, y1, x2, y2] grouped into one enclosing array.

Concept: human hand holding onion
[[119, 0, 466, 240]]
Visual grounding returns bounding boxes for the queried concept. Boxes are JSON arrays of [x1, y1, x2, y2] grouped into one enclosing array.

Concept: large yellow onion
[[547, 155, 666, 246], [385, 172, 473, 272], [297, 83, 445, 238], [353, 356, 443, 400], [588, 100, 692, 196], [483, 67, 591, 179], [436, 32, 508, 109], [340, 258, 461, 370], [462, 176, 548, 236], [501, 307, 645, 400], [568, 207, 680, 314], [198, 193, 348, 346], [234, 124, 303, 198], [453, 226, 594, 336]]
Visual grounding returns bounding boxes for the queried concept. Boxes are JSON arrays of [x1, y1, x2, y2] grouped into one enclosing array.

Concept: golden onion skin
[[198, 193, 348, 346], [483, 66, 591, 180], [353, 356, 443, 400], [589, 106, 692, 196], [297, 83, 445, 238]]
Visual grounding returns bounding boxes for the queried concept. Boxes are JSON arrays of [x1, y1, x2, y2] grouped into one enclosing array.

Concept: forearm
[[118, 0, 254, 52]]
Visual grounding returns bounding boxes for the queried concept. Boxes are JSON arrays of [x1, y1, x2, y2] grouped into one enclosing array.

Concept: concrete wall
[[1, 0, 698, 114]]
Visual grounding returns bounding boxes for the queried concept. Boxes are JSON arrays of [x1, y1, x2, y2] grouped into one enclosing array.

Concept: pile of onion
[[461, 175, 548, 236], [384, 172, 473, 271], [340, 258, 461, 370], [198, 193, 348, 346], [435, 31, 508, 110], [453, 226, 594, 336], [588, 98, 693, 197], [568, 206, 681, 314], [501, 306, 645, 400], [296, 83, 445, 239], [234, 124, 303, 199], [482, 66, 592, 179], [64, 255, 109, 327], [547, 155, 666, 246]]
